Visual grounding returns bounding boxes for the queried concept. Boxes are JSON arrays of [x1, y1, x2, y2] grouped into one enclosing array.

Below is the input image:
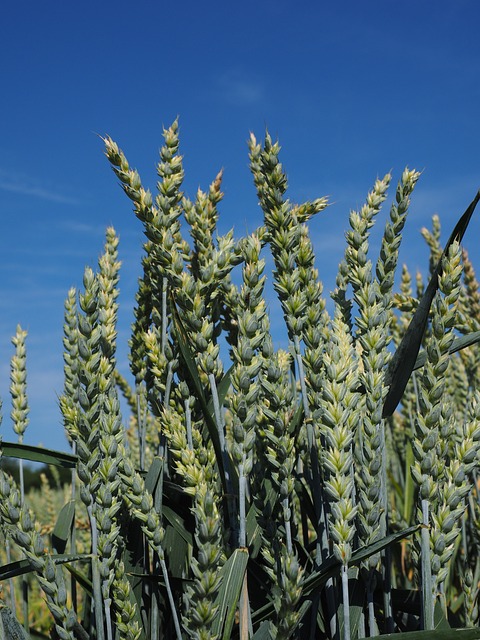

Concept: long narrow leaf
[[0, 553, 90, 581], [403, 440, 415, 525], [0, 442, 77, 468], [246, 478, 276, 558], [63, 563, 93, 595], [52, 500, 76, 553], [362, 629, 480, 639], [413, 330, 480, 371], [162, 505, 193, 547], [304, 525, 419, 595], [120, 539, 147, 640], [211, 548, 249, 639], [337, 569, 365, 640], [252, 526, 419, 624], [144, 456, 164, 496], [252, 621, 274, 640], [206, 364, 234, 415], [383, 190, 480, 417], [170, 295, 238, 493], [29, 631, 51, 640], [0, 606, 30, 639]]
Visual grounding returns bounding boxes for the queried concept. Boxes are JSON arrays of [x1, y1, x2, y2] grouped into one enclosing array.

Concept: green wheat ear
[[0, 470, 77, 640], [10, 325, 29, 444], [411, 240, 465, 629], [2, 119, 480, 639]]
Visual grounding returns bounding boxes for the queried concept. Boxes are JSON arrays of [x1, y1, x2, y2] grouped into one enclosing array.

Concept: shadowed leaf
[[63, 563, 93, 594], [52, 500, 75, 553], [413, 330, 480, 371], [362, 628, 480, 639], [207, 363, 234, 415], [162, 505, 193, 547], [252, 621, 274, 640], [170, 294, 238, 493], [252, 526, 419, 624], [211, 548, 249, 639], [0, 442, 77, 468], [383, 190, 480, 417], [0, 606, 30, 639], [0, 553, 90, 581]]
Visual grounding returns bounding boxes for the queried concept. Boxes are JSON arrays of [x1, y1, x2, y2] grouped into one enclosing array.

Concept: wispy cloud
[[408, 176, 480, 220], [59, 220, 109, 235], [213, 69, 265, 107], [0, 169, 81, 205]]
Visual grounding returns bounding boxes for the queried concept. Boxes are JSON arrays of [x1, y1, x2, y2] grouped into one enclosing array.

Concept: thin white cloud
[[0, 169, 80, 205], [408, 176, 480, 221], [59, 220, 108, 235], [214, 69, 265, 106]]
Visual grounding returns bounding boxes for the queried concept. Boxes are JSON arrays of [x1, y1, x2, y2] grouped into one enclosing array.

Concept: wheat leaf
[[0, 442, 77, 468], [252, 621, 274, 639], [52, 500, 75, 553], [170, 294, 238, 493], [361, 628, 480, 639], [383, 190, 480, 417], [211, 548, 249, 639], [207, 364, 234, 415], [0, 553, 90, 581], [413, 330, 480, 371], [162, 505, 193, 547], [252, 526, 419, 625]]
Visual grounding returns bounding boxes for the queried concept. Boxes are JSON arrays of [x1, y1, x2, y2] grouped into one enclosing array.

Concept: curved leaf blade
[[0, 441, 77, 468], [413, 330, 480, 371], [252, 526, 419, 624], [363, 628, 480, 639], [383, 190, 480, 417], [52, 500, 75, 553], [0, 553, 90, 581], [170, 295, 238, 493], [211, 548, 249, 639]]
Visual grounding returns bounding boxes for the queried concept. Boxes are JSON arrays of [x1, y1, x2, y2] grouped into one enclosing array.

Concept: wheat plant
[[0, 120, 479, 640]]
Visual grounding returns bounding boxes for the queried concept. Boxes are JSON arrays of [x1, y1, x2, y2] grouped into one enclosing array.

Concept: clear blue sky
[[1, 0, 479, 451]]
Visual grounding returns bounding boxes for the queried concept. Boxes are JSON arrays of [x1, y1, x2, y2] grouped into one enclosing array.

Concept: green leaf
[[0, 553, 90, 581], [0, 606, 30, 639], [348, 526, 419, 572], [122, 466, 151, 633], [383, 190, 480, 417], [170, 299, 222, 469], [361, 628, 480, 639], [252, 526, 419, 624], [144, 456, 164, 497], [162, 505, 193, 547], [337, 569, 365, 640], [289, 600, 312, 637], [413, 330, 480, 371], [207, 364, 234, 414], [119, 542, 146, 640], [403, 440, 415, 525], [252, 621, 274, 640], [288, 400, 304, 437], [63, 563, 93, 595], [211, 548, 249, 639], [434, 599, 451, 630], [0, 442, 77, 468], [246, 478, 276, 558], [170, 295, 238, 494], [29, 631, 51, 640], [163, 516, 190, 580], [52, 500, 75, 553], [296, 477, 318, 533]]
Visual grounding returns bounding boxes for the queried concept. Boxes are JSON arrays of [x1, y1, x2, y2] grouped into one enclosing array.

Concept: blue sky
[[1, 0, 479, 451]]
